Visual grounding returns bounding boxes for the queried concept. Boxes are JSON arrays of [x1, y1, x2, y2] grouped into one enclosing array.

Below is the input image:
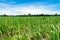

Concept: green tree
[[3, 14, 8, 16], [28, 13, 31, 16]]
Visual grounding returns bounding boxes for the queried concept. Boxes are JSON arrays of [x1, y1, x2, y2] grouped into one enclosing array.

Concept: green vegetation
[[0, 16, 60, 40]]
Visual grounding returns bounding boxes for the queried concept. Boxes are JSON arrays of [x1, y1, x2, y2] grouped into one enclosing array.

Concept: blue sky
[[0, 0, 60, 15]]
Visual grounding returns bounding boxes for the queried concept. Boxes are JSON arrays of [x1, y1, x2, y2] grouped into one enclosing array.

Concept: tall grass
[[0, 16, 59, 40]]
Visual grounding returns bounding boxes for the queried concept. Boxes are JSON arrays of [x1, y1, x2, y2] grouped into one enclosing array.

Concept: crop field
[[0, 16, 60, 40]]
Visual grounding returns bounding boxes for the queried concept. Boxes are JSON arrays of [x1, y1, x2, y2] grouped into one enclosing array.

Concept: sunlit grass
[[0, 16, 59, 40]]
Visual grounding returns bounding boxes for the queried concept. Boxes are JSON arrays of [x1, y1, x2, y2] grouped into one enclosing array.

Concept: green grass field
[[0, 16, 60, 40]]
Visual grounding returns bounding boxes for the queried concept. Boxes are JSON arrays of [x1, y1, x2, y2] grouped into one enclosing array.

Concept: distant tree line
[[0, 13, 60, 17]]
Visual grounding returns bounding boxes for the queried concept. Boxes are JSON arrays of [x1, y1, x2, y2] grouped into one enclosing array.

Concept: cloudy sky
[[0, 0, 60, 15]]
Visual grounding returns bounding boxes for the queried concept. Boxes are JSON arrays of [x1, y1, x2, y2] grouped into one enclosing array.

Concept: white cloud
[[0, 3, 59, 15]]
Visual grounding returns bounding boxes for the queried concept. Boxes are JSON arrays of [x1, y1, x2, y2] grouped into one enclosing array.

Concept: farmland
[[0, 16, 60, 40]]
